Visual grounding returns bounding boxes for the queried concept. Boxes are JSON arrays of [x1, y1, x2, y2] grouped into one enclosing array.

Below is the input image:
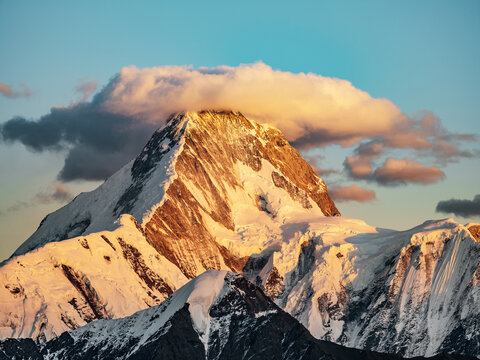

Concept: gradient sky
[[1, 0, 479, 261]]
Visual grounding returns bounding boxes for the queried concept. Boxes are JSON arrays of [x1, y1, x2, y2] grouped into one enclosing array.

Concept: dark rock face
[[61, 264, 110, 322], [264, 266, 284, 298], [117, 237, 173, 297], [271, 171, 312, 209], [468, 225, 480, 242], [0, 339, 42, 360]]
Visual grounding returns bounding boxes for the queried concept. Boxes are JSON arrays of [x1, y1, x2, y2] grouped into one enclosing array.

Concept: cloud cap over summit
[[1, 63, 475, 182]]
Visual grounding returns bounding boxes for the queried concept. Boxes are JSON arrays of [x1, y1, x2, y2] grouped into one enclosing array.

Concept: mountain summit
[[13, 111, 339, 261], [1, 110, 339, 340]]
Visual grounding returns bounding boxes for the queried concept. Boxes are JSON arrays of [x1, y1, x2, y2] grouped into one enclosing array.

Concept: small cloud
[[371, 157, 445, 186], [7, 201, 31, 213], [304, 154, 341, 178], [436, 194, 480, 218], [0, 82, 31, 99], [75, 78, 97, 102], [344, 155, 373, 180], [345, 151, 446, 187], [2, 183, 73, 215], [329, 184, 376, 203], [343, 140, 385, 180], [33, 183, 73, 204]]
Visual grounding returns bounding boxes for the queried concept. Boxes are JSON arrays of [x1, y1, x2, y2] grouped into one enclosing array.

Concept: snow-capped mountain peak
[[0, 110, 339, 341], [12, 110, 339, 259], [1, 111, 480, 358]]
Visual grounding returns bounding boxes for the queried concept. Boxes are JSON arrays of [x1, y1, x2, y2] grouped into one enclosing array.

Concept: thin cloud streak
[[33, 183, 73, 204], [329, 185, 376, 203], [2, 183, 74, 215]]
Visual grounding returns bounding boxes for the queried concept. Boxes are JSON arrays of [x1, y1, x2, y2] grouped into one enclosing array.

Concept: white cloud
[[100, 62, 403, 148]]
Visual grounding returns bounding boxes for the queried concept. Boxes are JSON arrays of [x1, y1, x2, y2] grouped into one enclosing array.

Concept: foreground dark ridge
[[0, 271, 475, 360]]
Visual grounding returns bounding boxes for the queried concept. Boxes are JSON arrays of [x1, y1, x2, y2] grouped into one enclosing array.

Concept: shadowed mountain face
[[1, 111, 480, 358], [0, 271, 476, 360]]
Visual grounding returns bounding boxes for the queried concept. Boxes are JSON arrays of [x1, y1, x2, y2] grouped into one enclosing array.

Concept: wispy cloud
[[304, 154, 341, 178], [436, 195, 480, 218], [0, 82, 31, 99], [7, 201, 31, 213], [2, 183, 73, 215], [75, 78, 97, 102], [33, 183, 73, 204]]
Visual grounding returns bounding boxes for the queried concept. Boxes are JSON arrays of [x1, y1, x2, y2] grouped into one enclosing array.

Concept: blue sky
[[1, 0, 479, 260]]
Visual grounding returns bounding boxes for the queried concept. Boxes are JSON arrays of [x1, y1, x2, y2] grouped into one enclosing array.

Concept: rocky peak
[[13, 110, 338, 259], [1, 110, 341, 340], [467, 223, 480, 242], [137, 110, 339, 278], [162, 110, 339, 216]]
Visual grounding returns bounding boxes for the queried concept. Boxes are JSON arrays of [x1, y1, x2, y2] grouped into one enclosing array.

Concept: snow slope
[[0, 215, 188, 341], [245, 217, 480, 357], [11, 115, 190, 258]]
